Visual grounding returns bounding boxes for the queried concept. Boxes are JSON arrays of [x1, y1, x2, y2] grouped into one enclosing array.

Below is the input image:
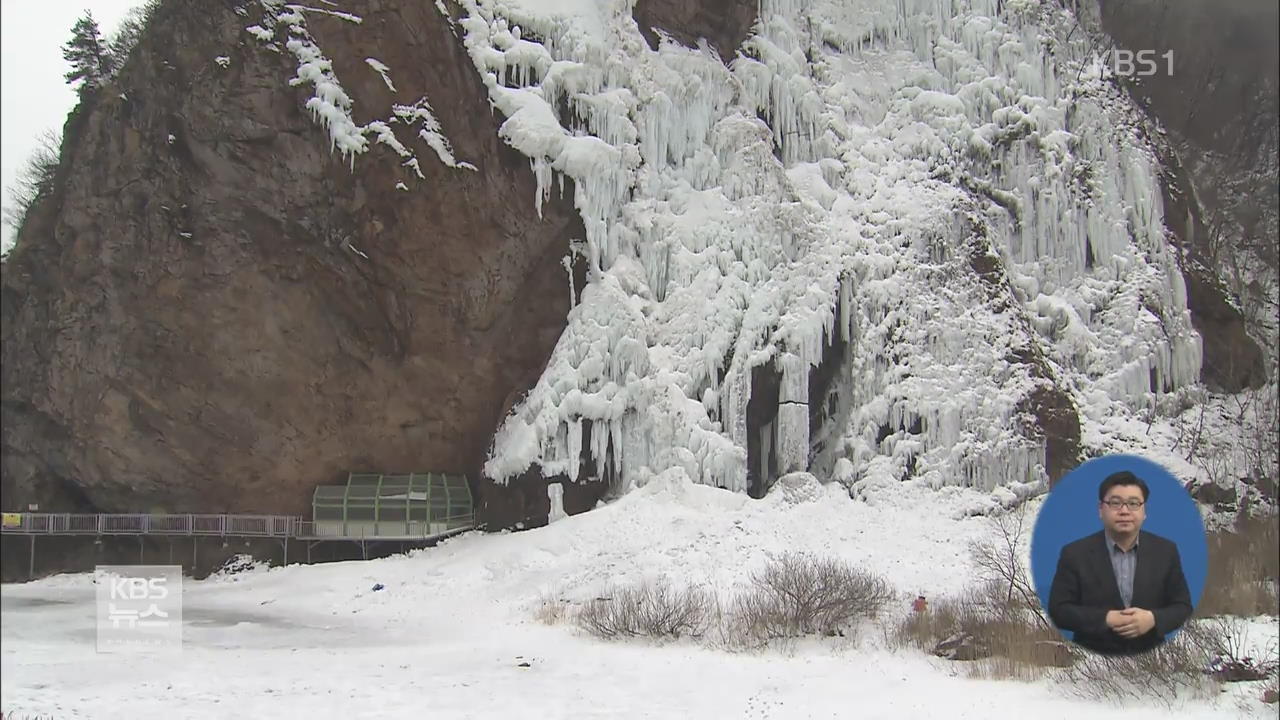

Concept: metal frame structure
[[1, 473, 476, 579], [309, 472, 474, 540]]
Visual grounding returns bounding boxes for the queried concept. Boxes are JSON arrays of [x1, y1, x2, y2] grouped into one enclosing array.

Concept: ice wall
[[447, 0, 1202, 502]]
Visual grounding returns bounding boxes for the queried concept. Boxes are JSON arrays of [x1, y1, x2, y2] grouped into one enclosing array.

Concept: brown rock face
[[1017, 382, 1083, 487], [633, 0, 758, 58], [1, 1, 585, 522], [1159, 150, 1268, 391], [1190, 480, 1238, 511]]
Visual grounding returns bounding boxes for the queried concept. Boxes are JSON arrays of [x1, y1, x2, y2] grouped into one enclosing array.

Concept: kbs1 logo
[[95, 565, 183, 653], [1103, 48, 1174, 78]]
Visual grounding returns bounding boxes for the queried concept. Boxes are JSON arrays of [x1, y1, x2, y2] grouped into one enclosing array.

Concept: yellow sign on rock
[[1, 513, 22, 527]]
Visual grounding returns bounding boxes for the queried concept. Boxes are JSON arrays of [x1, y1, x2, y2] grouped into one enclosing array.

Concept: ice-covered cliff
[[6, 0, 1253, 533], [418, 0, 1201, 507]]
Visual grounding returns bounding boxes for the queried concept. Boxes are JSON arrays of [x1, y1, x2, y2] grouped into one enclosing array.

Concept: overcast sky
[[1, 1, 139, 245]]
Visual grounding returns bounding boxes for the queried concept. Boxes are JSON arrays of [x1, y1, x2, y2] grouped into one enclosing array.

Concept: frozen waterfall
[[449, 0, 1201, 503]]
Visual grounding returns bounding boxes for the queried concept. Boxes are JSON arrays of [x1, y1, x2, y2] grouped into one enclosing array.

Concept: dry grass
[[731, 554, 894, 646], [1197, 512, 1280, 618], [886, 505, 1078, 682], [889, 582, 1076, 681], [968, 634, 1077, 682], [576, 580, 713, 640], [888, 591, 983, 651], [533, 591, 571, 626]]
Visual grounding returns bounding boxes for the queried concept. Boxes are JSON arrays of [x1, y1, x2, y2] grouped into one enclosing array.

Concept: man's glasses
[[1102, 499, 1145, 510]]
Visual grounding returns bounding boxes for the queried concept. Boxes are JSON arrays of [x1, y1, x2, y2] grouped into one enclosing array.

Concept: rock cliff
[[0, 0, 1272, 536], [1, 0, 589, 518]]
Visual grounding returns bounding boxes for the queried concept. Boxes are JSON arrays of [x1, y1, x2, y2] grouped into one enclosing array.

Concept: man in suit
[[1048, 470, 1193, 655]]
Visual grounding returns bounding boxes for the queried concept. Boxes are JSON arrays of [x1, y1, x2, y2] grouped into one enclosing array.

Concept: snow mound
[[764, 471, 824, 506]]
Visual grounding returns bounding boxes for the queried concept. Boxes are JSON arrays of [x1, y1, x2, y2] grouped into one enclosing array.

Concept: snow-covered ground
[[4, 474, 1276, 719]]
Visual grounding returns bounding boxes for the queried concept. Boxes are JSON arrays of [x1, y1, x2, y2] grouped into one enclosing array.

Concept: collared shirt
[[1106, 531, 1139, 608]]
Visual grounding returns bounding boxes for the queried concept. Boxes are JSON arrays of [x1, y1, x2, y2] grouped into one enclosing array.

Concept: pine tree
[[62, 12, 113, 92]]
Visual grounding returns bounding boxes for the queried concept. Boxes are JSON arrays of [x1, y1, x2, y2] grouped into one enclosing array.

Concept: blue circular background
[[1031, 454, 1208, 643]]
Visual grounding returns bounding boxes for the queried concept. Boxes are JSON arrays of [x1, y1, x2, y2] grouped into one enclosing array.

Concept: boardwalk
[[2, 513, 295, 537], [1, 512, 476, 579], [0, 512, 474, 541]]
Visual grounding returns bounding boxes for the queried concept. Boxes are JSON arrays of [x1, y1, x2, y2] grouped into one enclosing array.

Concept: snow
[[246, 1, 474, 175], [284, 4, 362, 24], [246, 24, 273, 41], [393, 99, 478, 171], [365, 57, 396, 92], [3, 478, 1275, 718]]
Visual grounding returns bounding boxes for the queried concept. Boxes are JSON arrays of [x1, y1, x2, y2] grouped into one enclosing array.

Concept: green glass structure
[[310, 473, 474, 538]]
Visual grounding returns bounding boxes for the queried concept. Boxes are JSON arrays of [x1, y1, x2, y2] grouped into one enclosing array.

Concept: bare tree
[[968, 504, 1052, 631], [2, 129, 62, 249]]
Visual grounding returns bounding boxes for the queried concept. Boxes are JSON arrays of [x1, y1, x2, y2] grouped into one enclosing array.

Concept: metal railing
[[1, 512, 473, 540], [1, 513, 298, 537]]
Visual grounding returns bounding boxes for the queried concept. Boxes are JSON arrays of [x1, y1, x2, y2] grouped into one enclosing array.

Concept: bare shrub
[[1185, 616, 1280, 682], [1061, 630, 1220, 706], [1198, 512, 1280, 617], [576, 580, 712, 640], [732, 554, 894, 644]]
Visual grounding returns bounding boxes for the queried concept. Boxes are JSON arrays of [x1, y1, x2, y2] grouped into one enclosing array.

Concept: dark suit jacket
[[1047, 529, 1192, 656]]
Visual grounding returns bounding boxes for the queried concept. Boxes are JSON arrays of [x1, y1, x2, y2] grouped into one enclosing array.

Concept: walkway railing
[[3, 512, 477, 578], [1, 512, 475, 540], [1, 513, 298, 537]]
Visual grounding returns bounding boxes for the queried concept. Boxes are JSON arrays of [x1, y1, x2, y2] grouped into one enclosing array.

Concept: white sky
[[1, 1, 140, 243]]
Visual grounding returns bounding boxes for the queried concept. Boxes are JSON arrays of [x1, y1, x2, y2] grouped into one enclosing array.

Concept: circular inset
[[1031, 454, 1207, 656]]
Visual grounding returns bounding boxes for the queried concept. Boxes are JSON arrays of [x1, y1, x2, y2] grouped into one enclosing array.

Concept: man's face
[[1099, 483, 1147, 536]]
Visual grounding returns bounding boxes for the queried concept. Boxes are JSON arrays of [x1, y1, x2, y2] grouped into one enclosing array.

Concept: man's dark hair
[[1098, 470, 1150, 502]]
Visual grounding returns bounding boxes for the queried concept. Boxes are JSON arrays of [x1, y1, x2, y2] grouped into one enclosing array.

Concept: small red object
[[912, 595, 928, 613]]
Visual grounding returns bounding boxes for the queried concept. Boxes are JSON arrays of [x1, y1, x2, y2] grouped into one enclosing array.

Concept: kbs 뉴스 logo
[[94, 565, 183, 654]]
